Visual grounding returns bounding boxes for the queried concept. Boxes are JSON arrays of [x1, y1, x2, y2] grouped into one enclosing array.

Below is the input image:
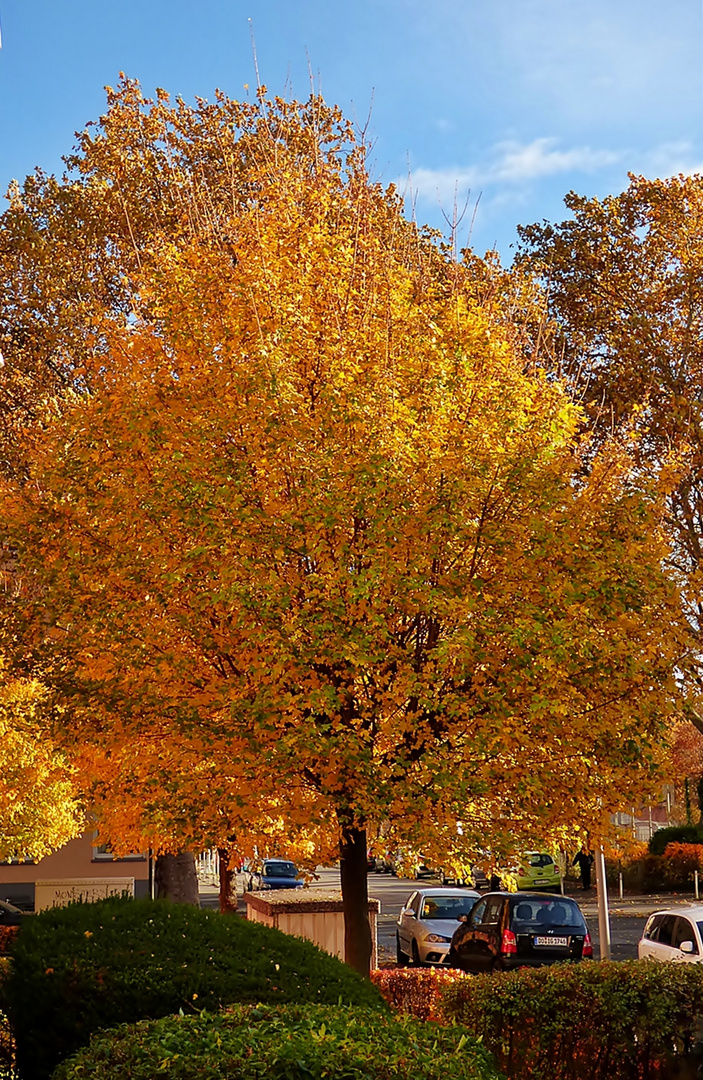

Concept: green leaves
[[53, 1004, 502, 1080]]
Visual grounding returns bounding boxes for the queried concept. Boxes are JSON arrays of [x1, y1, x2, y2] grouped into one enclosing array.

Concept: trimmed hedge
[[442, 960, 703, 1080], [649, 824, 703, 856], [0, 930, 17, 958], [3, 897, 384, 1080], [611, 842, 703, 892], [53, 1004, 504, 1080], [372, 968, 467, 1021]]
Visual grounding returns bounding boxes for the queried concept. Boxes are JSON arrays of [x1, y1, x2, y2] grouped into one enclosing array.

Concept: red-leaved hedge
[[371, 968, 466, 1021], [0, 928, 18, 957], [373, 963, 703, 1080]]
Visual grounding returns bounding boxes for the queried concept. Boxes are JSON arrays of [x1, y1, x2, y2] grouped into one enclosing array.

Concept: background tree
[[1, 86, 686, 973], [0, 670, 82, 861], [517, 175, 703, 724]]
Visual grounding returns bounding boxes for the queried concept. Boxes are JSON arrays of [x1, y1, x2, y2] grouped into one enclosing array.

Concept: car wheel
[[411, 939, 423, 966], [396, 933, 409, 967]]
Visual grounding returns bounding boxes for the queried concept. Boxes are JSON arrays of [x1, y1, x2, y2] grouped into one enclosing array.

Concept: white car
[[396, 887, 480, 966], [638, 905, 703, 963]]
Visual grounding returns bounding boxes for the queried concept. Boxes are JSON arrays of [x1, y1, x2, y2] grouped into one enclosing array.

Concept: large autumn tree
[[1, 83, 686, 973]]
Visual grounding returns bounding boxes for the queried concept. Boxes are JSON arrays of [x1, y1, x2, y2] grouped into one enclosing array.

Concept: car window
[[657, 915, 677, 947], [409, 893, 421, 916], [673, 917, 698, 953], [469, 899, 487, 928], [643, 914, 664, 941], [510, 897, 585, 929], [263, 861, 297, 877], [420, 895, 478, 920], [483, 897, 504, 926], [527, 854, 554, 868]]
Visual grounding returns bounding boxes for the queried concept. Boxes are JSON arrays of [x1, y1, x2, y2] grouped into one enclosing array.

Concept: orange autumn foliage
[[0, 80, 687, 883]]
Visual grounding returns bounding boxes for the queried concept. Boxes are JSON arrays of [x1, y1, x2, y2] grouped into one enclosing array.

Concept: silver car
[[396, 887, 480, 965]]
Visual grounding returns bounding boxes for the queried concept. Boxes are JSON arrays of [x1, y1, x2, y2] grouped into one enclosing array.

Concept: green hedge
[[3, 898, 384, 1080], [53, 1004, 504, 1080], [441, 960, 703, 1080], [648, 824, 703, 855]]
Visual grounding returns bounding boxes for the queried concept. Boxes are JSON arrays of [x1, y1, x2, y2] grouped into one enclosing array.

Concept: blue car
[[248, 858, 303, 891]]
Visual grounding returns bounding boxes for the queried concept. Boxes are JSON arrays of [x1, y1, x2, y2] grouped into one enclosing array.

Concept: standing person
[[573, 846, 594, 890]]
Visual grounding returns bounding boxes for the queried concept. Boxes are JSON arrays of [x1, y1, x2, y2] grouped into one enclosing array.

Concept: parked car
[[247, 859, 303, 891], [387, 850, 432, 879], [396, 887, 480, 966], [514, 852, 562, 891], [0, 899, 25, 926], [449, 892, 592, 973], [638, 905, 703, 963]]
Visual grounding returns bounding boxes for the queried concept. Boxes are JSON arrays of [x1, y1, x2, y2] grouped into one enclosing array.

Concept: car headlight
[[424, 934, 451, 943]]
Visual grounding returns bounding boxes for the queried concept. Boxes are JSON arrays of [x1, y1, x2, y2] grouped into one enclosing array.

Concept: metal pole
[[619, 872, 623, 901], [695, 870, 699, 901], [595, 847, 611, 961]]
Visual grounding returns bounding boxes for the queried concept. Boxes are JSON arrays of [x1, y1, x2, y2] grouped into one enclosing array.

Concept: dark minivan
[[450, 892, 592, 973]]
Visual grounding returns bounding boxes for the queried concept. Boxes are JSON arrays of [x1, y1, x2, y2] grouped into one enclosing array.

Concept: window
[[510, 897, 584, 928], [91, 834, 146, 862], [656, 915, 677, 947], [673, 918, 698, 953], [644, 914, 664, 940], [528, 854, 554, 868], [420, 895, 476, 920], [469, 900, 487, 928], [484, 897, 504, 926], [408, 893, 421, 916]]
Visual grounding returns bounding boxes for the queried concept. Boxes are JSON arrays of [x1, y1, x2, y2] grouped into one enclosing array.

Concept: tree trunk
[[217, 847, 237, 913], [339, 824, 372, 977], [154, 852, 200, 904]]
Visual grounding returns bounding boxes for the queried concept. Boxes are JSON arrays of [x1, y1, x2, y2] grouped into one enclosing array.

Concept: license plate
[[534, 879, 549, 885], [535, 936, 568, 947]]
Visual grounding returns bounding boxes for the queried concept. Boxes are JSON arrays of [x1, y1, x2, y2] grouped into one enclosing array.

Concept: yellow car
[[515, 852, 561, 891]]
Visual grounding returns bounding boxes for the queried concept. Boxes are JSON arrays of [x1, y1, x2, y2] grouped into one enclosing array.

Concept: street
[[201, 865, 700, 964], [294, 869, 698, 964]]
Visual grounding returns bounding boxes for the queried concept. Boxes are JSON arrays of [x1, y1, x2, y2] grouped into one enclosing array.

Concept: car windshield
[[263, 861, 297, 878], [420, 895, 477, 920], [510, 897, 584, 929]]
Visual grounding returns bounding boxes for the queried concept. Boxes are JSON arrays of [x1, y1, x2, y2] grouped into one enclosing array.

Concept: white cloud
[[492, 139, 620, 182], [407, 138, 622, 204]]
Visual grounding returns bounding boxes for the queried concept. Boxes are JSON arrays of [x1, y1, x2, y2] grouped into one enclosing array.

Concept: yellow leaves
[[0, 677, 83, 861]]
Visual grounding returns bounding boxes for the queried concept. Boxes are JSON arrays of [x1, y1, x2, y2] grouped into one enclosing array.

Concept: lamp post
[[594, 846, 611, 960]]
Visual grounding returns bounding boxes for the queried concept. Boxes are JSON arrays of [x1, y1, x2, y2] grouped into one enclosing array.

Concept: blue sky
[[1, 0, 702, 259]]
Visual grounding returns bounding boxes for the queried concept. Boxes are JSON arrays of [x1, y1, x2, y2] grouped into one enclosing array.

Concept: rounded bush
[[53, 1004, 503, 1080], [648, 824, 703, 855], [4, 897, 384, 1080]]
